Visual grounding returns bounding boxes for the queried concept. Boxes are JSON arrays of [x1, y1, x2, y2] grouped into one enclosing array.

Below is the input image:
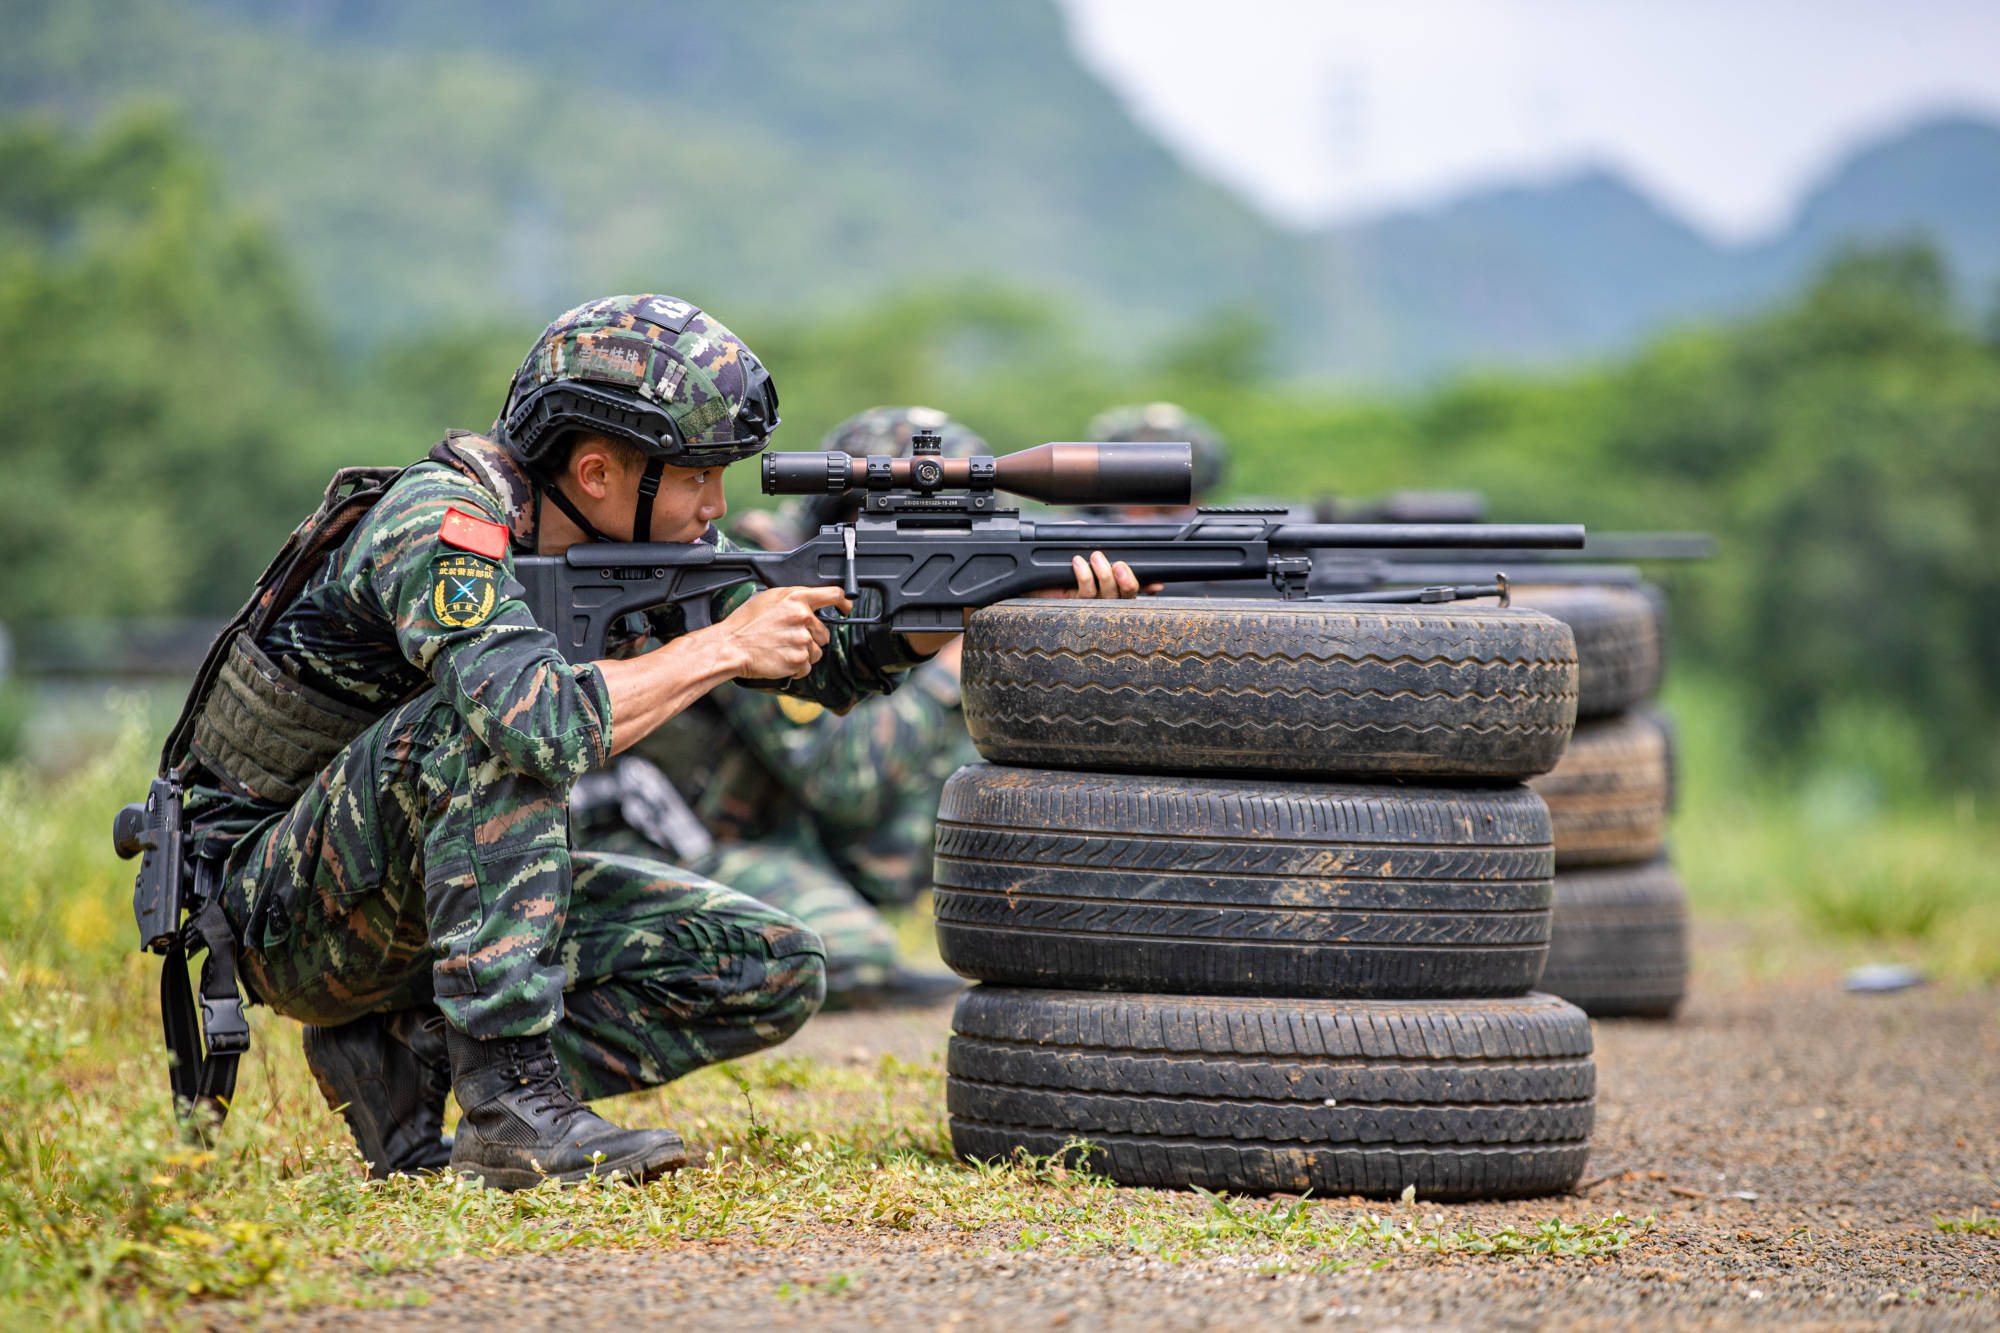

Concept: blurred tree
[[1151, 304, 1276, 395], [0, 109, 335, 623], [1188, 242, 2000, 787], [0, 111, 1989, 788], [1718, 246, 2000, 786]]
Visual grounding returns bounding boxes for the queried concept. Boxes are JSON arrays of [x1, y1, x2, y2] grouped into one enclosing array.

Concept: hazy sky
[[1058, 0, 2000, 240]]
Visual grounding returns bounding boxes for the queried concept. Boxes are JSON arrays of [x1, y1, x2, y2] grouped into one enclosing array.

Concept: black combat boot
[[445, 1028, 687, 1190], [302, 1007, 454, 1178]]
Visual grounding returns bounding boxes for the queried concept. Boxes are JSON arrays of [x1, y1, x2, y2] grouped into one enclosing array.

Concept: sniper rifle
[[516, 434, 1585, 662]]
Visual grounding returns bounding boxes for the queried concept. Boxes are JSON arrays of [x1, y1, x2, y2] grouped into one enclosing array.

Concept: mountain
[[3, 0, 1997, 380], [1, 0, 1305, 350], [1305, 116, 2000, 381], [1752, 115, 2000, 305], [1304, 170, 1742, 380]]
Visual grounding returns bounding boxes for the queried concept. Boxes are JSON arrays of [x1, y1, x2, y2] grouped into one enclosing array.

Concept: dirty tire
[[1506, 585, 1660, 719], [961, 598, 1579, 780], [1538, 860, 1688, 1019], [1635, 706, 1680, 814], [948, 988, 1594, 1200], [933, 764, 1554, 998], [1527, 715, 1668, 867]]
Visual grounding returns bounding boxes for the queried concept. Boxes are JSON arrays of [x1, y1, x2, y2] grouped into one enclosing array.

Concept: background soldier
[[572, 407, 984, 1009]]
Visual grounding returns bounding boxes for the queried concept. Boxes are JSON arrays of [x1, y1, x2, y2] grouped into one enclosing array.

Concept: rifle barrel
[[1376, 532, 1711, 562], [1275, 523, 1586, 550]]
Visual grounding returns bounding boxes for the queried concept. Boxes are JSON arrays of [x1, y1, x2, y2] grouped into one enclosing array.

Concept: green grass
[[1663, 676, 2000, 981], [1935, 1213, 2000, 1237], [0, 976, 1647, 1329], [0, 715, 1645, 1328], [1, 691, 1992, 1327]]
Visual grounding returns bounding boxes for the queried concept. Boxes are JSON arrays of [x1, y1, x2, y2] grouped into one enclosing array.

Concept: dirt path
[[284, 930, 1999, 1331]]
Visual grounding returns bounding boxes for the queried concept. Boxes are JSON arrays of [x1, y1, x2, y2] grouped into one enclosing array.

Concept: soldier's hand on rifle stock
[[1037, 551, 1148, 601]]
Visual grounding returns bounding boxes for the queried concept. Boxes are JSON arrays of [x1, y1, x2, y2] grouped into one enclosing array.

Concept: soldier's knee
[[762, 936, 827, 1043]]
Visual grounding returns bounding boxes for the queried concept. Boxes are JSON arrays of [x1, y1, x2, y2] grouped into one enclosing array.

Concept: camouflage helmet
[[1088, 402, 1228, 499], [498, 294, 780, 472], [780, 405, 989, 534]]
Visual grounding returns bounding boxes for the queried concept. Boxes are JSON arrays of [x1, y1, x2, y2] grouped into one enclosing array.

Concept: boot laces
[[508, 1040, 581, 1122]]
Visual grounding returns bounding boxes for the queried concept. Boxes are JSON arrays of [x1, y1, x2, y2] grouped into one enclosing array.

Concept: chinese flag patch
[[438, 506, 509, 560]]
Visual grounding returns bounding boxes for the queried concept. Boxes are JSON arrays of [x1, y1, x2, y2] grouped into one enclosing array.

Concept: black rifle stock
[[516, 439, 1584, 663]]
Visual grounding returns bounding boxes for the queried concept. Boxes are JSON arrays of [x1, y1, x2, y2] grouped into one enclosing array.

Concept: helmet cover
[[499, 294, 780, 470], [818, 404, 987, 460]]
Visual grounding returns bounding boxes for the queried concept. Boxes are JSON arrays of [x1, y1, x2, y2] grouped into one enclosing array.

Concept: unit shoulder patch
[[432, 553, 500, 629], [439, 506, 510, 560]]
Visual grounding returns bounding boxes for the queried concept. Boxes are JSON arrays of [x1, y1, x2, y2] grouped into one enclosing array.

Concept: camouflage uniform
[[187, 429, 923, 1096], [794, 677, 980, 909]]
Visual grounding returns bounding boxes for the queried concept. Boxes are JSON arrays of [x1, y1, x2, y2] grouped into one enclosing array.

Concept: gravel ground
[[282, 924, 1999, 1331]]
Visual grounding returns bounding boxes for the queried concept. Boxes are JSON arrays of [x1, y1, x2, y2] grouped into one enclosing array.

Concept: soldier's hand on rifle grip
[[721, 584, 850, 679]]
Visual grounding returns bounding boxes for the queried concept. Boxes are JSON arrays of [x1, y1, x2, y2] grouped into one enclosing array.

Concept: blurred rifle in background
[[1166, 489, 1710, 601]]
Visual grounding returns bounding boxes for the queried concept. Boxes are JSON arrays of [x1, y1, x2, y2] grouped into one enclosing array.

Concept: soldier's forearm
[[902, 629, 962, 656], [595, 629, 751, 755]]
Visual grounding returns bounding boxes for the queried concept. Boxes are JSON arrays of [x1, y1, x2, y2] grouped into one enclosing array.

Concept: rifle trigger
[[841, 525, 859, 598]]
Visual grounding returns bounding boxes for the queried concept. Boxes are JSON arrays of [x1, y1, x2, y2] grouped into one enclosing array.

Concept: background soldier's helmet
[[497, 294, 781, 471], [1088, 401, 1228, 500], [789, 405, 988, 533], [819, 404, 987, 460]]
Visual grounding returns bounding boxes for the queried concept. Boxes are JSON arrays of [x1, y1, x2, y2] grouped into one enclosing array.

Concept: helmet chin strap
[[533, 472, 617, 545], [534, 455, 667, 544], [632, 457, 665, 544]]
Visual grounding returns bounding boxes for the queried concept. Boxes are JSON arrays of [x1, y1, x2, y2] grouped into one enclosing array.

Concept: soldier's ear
[[567, 434, 630, 500]]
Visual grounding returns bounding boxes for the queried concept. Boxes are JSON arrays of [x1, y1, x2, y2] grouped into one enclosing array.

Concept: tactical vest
[[163, 438, 500, 800]]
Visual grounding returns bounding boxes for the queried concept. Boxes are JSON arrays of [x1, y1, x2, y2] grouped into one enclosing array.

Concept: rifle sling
[[162, 860, 248, 1129]]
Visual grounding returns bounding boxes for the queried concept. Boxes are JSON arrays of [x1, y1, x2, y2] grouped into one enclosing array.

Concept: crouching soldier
[[162, 296, 1141, 1188]]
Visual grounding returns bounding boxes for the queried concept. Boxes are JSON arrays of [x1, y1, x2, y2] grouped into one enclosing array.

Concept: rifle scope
[[762, 441, 1193, 507]]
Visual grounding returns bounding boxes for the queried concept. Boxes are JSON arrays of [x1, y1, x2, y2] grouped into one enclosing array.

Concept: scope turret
[[762, 441, 1193, 507]]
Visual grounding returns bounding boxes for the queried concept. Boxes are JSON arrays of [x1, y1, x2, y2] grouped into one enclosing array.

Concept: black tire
[[1506, 585, 1661, 719], [1527, 714, 1668, 867], [948, 988, 1594, 1200], [1635, 706, 1680, 815], [961, 598, 1578, 780], [1538, 860, 1688, 1019], [933, 763, 1554, 999]]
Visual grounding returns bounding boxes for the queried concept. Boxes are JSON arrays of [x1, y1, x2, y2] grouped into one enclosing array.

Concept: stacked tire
[[935, 598, 1598, 1200], [1513, 585, 1689, 1019]]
